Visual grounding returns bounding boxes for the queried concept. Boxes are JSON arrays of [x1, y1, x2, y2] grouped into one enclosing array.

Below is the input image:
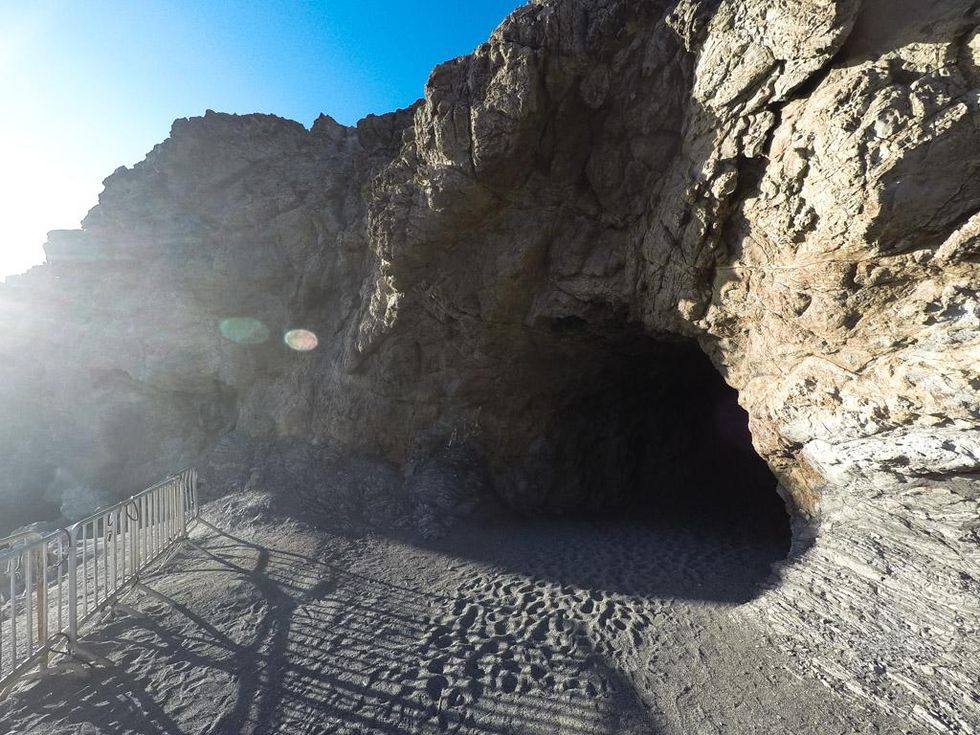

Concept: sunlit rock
[[0, 0, 977, 730]]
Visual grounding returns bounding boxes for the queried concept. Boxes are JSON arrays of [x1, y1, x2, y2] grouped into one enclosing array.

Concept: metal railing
[[0, 530, 71, 693], [0, 468, 198, 696], [0, 530, 48, 552]]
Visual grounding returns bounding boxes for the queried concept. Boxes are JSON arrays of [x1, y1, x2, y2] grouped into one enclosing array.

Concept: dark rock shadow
[[415, 498, 787, 605]]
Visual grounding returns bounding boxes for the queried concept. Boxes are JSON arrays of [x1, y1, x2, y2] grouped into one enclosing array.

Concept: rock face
[[0, 0, 977, 730]]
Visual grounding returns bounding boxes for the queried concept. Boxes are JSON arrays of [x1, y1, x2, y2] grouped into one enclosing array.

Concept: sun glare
[[0, 137, 96, 280], [285, 329, 319, 351], [0, 132, 95, 279], [0, 5, 100, 281]]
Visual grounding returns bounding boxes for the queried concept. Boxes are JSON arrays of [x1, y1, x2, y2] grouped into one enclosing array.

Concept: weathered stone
[[0, 1, 977, 730]]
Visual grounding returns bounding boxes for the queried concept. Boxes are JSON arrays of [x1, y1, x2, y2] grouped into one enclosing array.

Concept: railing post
[[129, 501, 139, 582], [191, 468, 199, 519], [178, 474, 188, 538], [9, 553, 17, 664], [67, 527, 78, 648], [25, 548, 33, 659], [35, 545, 47, 674]]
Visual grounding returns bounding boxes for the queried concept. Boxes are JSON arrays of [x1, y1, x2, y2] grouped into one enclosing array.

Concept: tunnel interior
[[507, 328, 792, 554], [426, 329, 793, 601]]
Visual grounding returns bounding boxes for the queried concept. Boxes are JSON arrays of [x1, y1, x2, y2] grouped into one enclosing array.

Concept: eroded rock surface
[[0, 0, 977, 730]]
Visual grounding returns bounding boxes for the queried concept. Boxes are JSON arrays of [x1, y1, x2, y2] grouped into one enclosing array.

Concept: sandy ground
[[0, 491, 923, 735]]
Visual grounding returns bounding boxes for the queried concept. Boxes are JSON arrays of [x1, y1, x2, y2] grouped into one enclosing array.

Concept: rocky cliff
[[1, 0, 977, 730]]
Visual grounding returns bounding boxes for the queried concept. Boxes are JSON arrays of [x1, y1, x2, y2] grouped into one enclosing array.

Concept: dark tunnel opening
[[542, 336, 791, 546], [434, 332, 793, 602]]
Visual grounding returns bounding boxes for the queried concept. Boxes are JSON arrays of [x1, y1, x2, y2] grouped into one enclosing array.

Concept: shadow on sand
[[416, 497, 790, 605], [0, 519, 664, 734]]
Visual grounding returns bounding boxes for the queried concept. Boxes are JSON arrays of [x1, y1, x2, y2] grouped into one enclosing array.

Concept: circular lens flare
[[219, 317, 270, 345], [284, 328, 318, 352]]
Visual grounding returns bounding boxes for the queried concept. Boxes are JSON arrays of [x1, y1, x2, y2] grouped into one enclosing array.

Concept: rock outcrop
[[0, 0, 977, 730]]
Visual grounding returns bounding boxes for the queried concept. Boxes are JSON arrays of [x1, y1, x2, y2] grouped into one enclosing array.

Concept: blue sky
[[0, 0, 524, 278]]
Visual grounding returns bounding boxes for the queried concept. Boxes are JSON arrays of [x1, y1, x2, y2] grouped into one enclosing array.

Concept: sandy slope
[[0, 491, 922, 734]]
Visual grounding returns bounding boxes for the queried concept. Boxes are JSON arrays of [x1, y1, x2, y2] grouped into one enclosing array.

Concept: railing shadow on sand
[[1, 517, 663, 734]]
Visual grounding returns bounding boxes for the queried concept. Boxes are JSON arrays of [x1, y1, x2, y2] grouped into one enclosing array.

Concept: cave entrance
[[453, 331, 792, 602], [538, 334, 790, 547]]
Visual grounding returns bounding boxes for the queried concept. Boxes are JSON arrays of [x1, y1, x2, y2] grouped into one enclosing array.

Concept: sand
[[0, 490, 923, 734]]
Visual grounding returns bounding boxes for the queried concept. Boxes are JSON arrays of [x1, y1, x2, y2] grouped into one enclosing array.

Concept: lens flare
[[284, 328, 318, 352], [219, 317, 270, 345]]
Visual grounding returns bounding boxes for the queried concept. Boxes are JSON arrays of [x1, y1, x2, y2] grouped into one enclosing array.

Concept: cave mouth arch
[[535, 333, 790, 535], [448, 329, 793, 602]]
